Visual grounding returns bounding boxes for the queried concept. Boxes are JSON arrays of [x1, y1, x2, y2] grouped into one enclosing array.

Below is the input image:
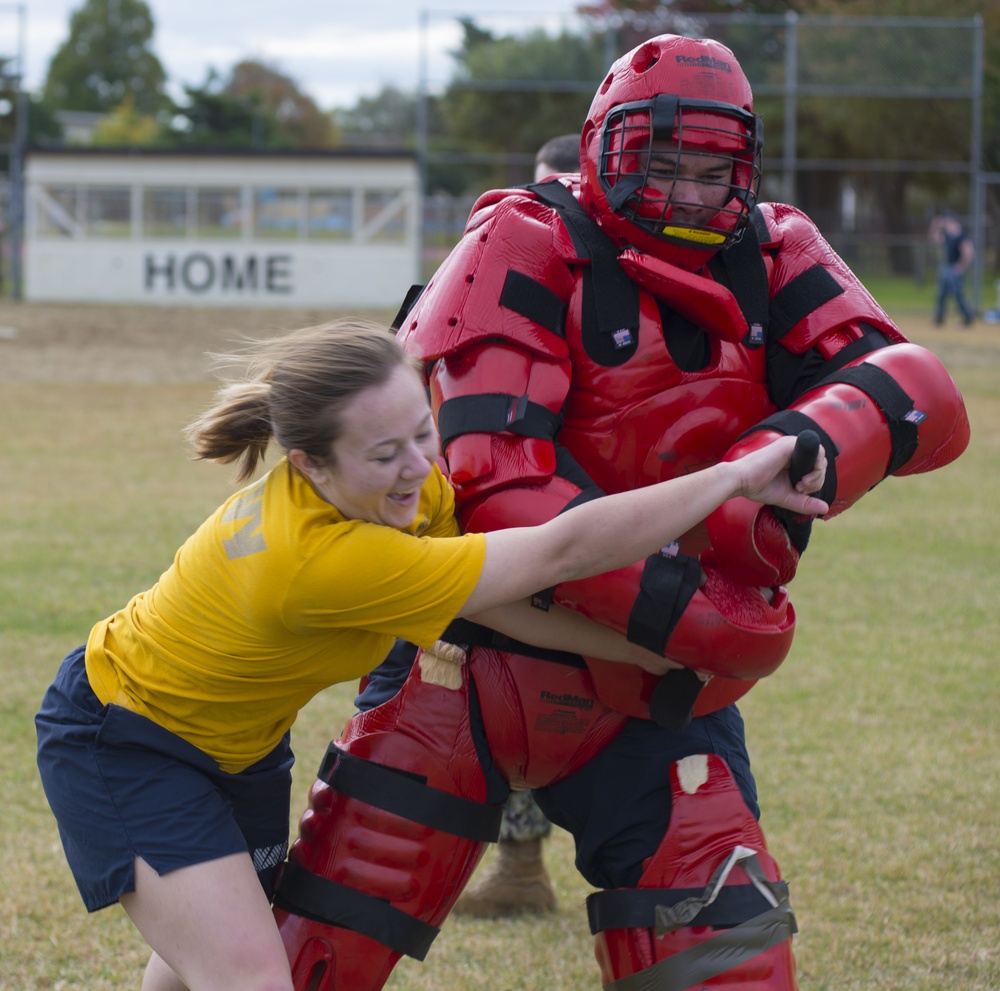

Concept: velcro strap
[[708, 208, 769, 346], [651, 93, 680, 138], [437, 393, 562, 451], [499, 269, 566, 337], [272, 861, 439, 960], [821, 360, 922, 475], [529, 179, 640, 362], [770, 264, 845, 339], [318, 745, 503, 843], [627, 551, 702, 655], [809, 325, 891, 380], [586, 881, 789, 934], [742, 410, 839, 508]]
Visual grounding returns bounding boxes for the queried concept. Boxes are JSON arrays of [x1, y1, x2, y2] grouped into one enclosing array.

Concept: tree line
[[2, 0, 998, 273]]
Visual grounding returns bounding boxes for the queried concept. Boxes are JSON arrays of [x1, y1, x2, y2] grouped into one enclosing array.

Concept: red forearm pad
[[458, 473, 587, 533], [857, 343, 970, 476], [789, 342, 969, 515], [703, 424, 807, 587], [667, 569, 796, 679], [706, 341, 970, 585], [703, 499, 800, 588]]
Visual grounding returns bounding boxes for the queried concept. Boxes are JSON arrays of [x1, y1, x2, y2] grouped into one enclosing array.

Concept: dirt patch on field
[[0, 302, 396, 384]]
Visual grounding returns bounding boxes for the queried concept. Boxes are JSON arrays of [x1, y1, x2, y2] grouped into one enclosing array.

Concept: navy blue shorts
[[35, 646, 294, 912]]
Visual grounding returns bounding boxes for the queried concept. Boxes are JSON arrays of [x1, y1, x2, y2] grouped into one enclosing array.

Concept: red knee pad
[[590, 754, 798, 989]]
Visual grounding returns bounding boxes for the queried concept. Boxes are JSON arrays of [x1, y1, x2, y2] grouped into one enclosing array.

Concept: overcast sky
[[7, 1, 588, 109]]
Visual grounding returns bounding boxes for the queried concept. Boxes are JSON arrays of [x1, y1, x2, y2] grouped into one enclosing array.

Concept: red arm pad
[[702, 499, 801, 589], [772, 342, 969, 516], [557, 562, 794, 719], [705, 341, 970, 586]]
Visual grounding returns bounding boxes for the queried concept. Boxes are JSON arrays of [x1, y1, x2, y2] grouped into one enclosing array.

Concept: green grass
[[1, 307, 997, 990], [857, 274, 936, 314]]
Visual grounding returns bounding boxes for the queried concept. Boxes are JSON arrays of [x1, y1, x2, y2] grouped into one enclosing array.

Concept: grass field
[[0, 297, 997, 990]]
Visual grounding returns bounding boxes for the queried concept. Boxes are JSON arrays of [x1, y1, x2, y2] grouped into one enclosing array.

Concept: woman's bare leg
[[140, 950, 189, 991], [121, 854, 292, 991]]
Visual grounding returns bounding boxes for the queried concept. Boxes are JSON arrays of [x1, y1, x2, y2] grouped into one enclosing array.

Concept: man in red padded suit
[[272, 34, 969, 990]]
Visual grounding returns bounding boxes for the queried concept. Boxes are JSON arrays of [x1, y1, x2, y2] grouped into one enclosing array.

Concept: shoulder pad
[[397, 187, 579, 365], [761, 202, 904, 355]]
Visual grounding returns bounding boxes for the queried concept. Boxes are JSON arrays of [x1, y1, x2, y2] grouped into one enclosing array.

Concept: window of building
[[306, 189, 353, 240]]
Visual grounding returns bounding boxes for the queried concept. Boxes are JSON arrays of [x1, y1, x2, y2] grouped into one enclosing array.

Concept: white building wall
[[24, 150, 421, 309]]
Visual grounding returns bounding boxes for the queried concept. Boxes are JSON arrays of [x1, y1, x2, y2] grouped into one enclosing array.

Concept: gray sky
[[9, 1, 587, 109]]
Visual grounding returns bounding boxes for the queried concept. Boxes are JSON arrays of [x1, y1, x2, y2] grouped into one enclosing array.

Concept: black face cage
[[599, 94, 762, 247]]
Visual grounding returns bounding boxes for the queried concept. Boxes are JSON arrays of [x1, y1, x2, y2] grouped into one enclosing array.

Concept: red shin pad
[[273, 651, 502, 991], [591, 754, 798, 990]]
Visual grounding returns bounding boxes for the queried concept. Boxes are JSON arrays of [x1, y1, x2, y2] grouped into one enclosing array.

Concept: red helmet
[[580, 35, 763, 271]]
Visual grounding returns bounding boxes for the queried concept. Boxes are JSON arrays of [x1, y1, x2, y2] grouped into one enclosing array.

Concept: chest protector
[[399, 178, 967, 738]]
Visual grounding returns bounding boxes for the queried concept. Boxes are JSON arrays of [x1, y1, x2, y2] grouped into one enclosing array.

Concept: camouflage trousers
[[498, 790, 552, 842]]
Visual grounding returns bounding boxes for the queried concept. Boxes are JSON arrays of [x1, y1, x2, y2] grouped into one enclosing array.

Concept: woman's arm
[[459, 434, 827, 617], [467, 599, 682, 676]]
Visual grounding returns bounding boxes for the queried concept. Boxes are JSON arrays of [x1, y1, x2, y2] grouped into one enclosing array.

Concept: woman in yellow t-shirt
[[35, 318, 827, 991]]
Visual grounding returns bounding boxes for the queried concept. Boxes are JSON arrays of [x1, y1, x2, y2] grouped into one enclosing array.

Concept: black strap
[[389, 283, 425, 333], [770, 264, 846, 339], [738, 411, 839, 554], [649, 667, 705, 732], [499, 268, 567, 337], [626, 551, 702, 655], [318, 745, 503, 843], [440, 617, 587, 668], [602, 852, 797, 991], [821, 360, 922, 475], [436, 392, 562, 451], [273, 861, 439, 960], [586, 881, 790, 935], [812, 326, 891, 378], [743, 410, 839, 508], [708, 208, 770, 349], [528, 180, 641, 365]]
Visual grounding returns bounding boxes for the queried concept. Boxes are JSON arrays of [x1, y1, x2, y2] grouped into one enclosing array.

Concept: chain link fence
[[418, 11, 989, 302]]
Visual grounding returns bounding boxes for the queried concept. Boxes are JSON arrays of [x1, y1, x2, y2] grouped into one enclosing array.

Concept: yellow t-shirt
[[85, 458, 486, 772]]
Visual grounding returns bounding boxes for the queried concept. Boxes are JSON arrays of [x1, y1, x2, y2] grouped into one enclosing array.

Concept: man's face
[[635, 142, 734, 229]]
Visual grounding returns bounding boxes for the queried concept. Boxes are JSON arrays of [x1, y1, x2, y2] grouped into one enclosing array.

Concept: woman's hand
[[737, 435, 829, 516]]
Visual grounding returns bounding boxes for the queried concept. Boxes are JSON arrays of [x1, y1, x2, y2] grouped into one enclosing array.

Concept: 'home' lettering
[[144, 253, 293, 295]]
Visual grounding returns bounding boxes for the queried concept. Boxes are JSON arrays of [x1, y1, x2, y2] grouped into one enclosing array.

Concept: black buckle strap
[[586, 881, 790, 935], [273, 861, 439, 960], [440, 618, 586, 668], [601, 852, 798, 991], [318, 745, 503, 843]]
